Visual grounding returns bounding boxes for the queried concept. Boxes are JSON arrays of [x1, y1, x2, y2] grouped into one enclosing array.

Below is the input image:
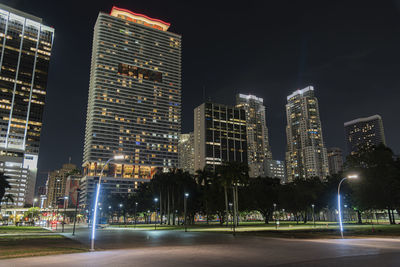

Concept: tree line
[[101, 144, 400, 225]]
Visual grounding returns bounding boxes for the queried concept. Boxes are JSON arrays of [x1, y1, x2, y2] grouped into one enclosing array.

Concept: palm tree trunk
[[224, 185, 228, 227], [232, 186, 236, 227], [172, 188, 175, 225], [167, 187, 170, 225], [235, 185, 239, 226]]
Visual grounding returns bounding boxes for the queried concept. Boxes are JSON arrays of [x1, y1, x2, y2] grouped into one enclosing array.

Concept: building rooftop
[[344, 115, 382, 127], [287, 86, 314, 100], [0, 3, 42, 23], [238, 94, 263, 103], [110, 6, 170, 31]]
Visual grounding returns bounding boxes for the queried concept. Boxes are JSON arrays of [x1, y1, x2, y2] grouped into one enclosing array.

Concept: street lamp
[[91, 154, 124, 252], [338, 174, 358, 238], [154, 198, 158, 230], [134, 202, 138, 229], [273, 203, 277, 229], [311, 204, 315, 228], [184, 193, 189, 232], [33, 198, 38, 208], [62, 196, 68, 233], [72, 188, 81, 236]]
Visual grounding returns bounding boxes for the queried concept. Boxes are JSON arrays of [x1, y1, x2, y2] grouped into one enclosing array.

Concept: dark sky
[[3, 0, 400, 189]]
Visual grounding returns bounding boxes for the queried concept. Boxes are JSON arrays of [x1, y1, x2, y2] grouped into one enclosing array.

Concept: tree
[[0, 172, 11, 208], [242, 177, 280, 224]]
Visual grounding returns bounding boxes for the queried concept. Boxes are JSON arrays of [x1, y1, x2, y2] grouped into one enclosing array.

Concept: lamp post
[[32, 198, 38, 225], [311, 204, 315, 228], [134, 202, 138, 229], [154, 198, 158, 230], [119, 203, 123, 225], [72, 188, 81, 236], [273, 203, 277, 230], [62, 196, 68, 233], [184, 193, 189, 232], [338, 174, 358, 238], [91, 154, 124, 252]]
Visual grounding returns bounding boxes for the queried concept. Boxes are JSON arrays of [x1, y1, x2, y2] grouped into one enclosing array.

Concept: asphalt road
[[2, 228, 400, 266]]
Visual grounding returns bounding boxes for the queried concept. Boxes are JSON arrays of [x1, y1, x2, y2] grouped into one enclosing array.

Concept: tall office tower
[[285, 86, 329, 181], [82, 7, 181, 205], [264, 159, 286, 183], [327, 147, 343, 175], [45, 163, 77, 208], [0, 4, 54, 207], [178, 132, 194, 174], [344, 115, 386, 155], [236, 94, 272, 177], [194, 102, 247, 171]]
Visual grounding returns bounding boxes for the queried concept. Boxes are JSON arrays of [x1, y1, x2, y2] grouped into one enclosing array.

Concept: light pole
[[338, 174, 358, 238], [311, 204, 315, 228], [134, 202, 138, 229], [91, 154, 124, 252], [154, 198, 158, 230], [184, 193, 189, 232], [32, 198, 38, 225], [72, 189, 81, 236], [273, 203, 277, 230], [119, 203, 123, 225], [62, 196, 68, 233]]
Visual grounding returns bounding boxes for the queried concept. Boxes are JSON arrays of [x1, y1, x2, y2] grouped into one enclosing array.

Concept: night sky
[[2, 0, 400, 189]]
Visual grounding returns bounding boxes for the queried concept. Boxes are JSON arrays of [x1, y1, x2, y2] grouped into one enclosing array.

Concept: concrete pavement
[[1, 228, 400, 266]]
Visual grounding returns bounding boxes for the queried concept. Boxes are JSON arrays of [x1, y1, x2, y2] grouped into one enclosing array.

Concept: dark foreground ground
[[1, 227, 400, 266]]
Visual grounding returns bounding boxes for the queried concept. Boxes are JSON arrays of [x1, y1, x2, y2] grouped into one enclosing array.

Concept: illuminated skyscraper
[[178, 132, 194, 174], [82, 7, 181, 205], [194, 102, 247, 171], [285, 86, 329, 181], [344, 115, 386, 154], [0, 4, 54, 206], [236, 94, 272, 177]]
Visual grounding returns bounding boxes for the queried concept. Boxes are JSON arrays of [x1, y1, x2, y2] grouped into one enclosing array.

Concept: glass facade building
[[83, 7, 181, 182], [194, 102, 247, 171], [178, 132, 194, 174], [0, 4, 54, 207], [285, 86, 329, 181]]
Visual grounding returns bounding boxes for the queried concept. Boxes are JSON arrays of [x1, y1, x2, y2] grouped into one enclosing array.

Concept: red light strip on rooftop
[[111, 6, 171, 27]]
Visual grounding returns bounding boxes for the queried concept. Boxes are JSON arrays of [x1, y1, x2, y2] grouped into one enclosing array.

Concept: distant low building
[[344, 115, 386, 155]]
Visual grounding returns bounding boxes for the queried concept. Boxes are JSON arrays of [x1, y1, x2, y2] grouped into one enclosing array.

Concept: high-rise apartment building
[[344, 115, 386, 154], [45, 163, 77, 208], [178, 132, 194, 174], [236, 94, 272, 177], [194, 102, 247, 171], [327, 147, 343, 175], [285, 86, 329, 181], [0, 4, 54, 207], [264, 159, 286, 183], [83, 6, 181, 179]]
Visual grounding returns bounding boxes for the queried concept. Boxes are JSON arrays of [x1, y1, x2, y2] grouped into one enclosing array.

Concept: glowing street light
[[311, 204, 315, 228], [91, 154, 124, 252], [184, 193, 189, 232], [338, 174, 358, 238], [154, 198, 158, 230]]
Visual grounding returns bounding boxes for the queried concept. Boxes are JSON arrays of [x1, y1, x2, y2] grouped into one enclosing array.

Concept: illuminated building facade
[[194, 102, 247, 171], [83, 6, 181, 185], [344, 115, 386, 154], [264, 159, 286, 183], [45, 163, 77, 208], [285, 86, 329, 181], [327, 147, 343, 175], [0, 4, 54, 207], [236, 94, 272, 177], [178, 132, 194, 174]]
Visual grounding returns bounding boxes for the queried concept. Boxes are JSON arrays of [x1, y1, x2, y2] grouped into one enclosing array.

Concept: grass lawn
[[108, 221, 400, 238], [0, 226, 50, 234], [0, 226, 87, 259]]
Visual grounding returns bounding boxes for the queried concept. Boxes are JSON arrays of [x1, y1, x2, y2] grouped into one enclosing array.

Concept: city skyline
[[0, 1, 398, 189]]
